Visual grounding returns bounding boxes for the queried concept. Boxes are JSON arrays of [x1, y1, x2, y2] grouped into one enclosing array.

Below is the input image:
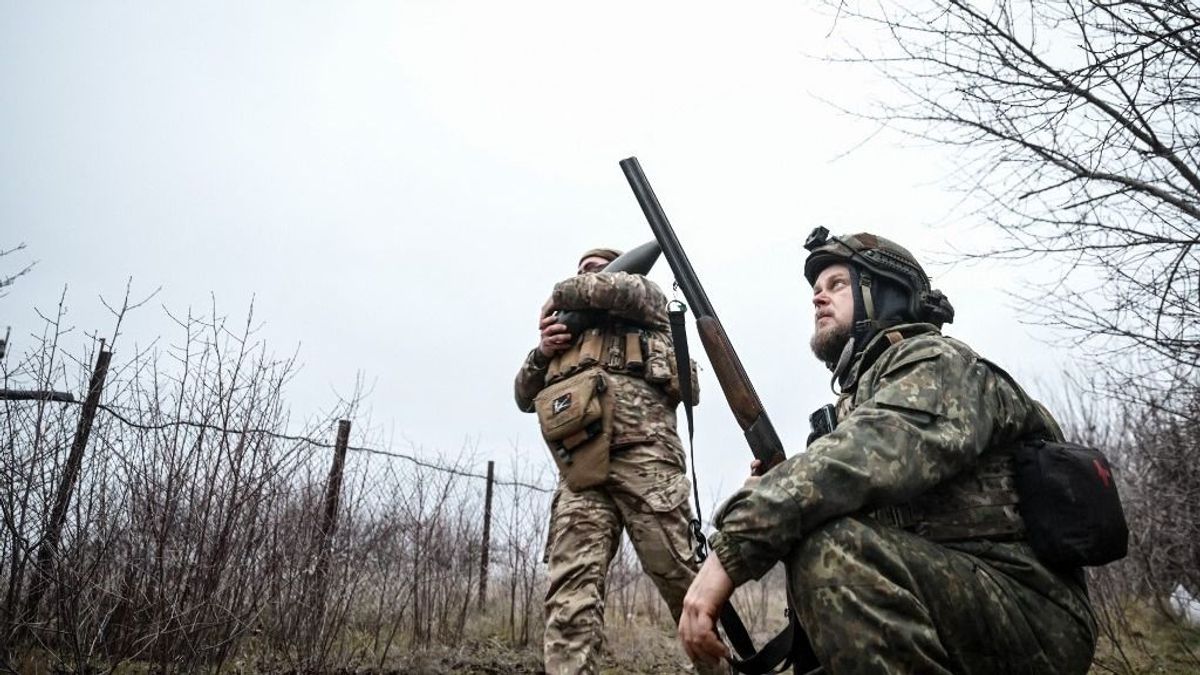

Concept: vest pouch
[[578, 328, 604, 369], [1013, 439, 1128, 568], [534, 369, 612, 490], [547, 339, 583, 383]]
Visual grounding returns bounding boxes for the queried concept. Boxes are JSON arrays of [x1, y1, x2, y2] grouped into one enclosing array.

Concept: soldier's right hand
[[538, 314, 572, 359], [679, 556, 733, 667], [742, 460, 764, 489]]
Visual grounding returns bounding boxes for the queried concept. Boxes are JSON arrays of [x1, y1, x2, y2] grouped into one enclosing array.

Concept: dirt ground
[[10, 600, 1198, 674]]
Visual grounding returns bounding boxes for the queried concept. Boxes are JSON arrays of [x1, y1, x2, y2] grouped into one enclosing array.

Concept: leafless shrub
[[493, 452, 549, 649], [1, 295, 559, 672], [1047, 376, 1200, 673]]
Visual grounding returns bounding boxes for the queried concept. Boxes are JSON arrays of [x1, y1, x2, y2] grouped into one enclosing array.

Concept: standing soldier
[[515, 248, 723, 675], [678, 230, 1098, 674]]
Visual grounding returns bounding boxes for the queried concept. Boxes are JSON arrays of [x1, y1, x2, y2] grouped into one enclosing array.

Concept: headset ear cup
[[925, 290, 955, 325]]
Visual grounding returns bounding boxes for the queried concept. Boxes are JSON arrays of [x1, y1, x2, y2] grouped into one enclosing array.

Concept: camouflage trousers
[[786, 516, 1097, 674], [543, 441, 726, 675]]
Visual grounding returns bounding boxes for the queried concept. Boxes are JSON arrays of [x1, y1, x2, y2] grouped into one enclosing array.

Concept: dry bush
[[1050, 376, 1200, 674], [1, 298, 556, 673]]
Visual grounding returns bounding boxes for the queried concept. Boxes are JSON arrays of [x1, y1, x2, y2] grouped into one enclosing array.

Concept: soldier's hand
[[679, 556, 733, 667], [538, 314, 572, 359], [744, 460, 764, 488]]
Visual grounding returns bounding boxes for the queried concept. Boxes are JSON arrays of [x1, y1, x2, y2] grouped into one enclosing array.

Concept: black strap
[[724, 602, 820, 675], [668, 301, 706, 561], [667, 300, 814, 675]]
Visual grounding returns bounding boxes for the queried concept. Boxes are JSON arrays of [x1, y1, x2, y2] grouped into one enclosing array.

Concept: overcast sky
[[2, 2, 1076, 506]]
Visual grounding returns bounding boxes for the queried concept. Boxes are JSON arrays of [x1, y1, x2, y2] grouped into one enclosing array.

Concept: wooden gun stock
[[696, 317, 786, 470]]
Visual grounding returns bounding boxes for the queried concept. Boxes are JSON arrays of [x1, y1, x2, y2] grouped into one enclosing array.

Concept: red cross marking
[[1093, 458, 1112, 488]]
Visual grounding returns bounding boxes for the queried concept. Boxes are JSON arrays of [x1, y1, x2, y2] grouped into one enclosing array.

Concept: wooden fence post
[[307, 419, 350, 642], [316, 420, 350, 581], [23, 342, 112, 623], [478, 460, 495, 609]]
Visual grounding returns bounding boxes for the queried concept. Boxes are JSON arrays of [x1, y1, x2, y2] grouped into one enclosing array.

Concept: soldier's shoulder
[[877, 330, 971, 370]]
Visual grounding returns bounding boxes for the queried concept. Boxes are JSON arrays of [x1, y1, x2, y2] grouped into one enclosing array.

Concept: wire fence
[[0, 310, 740, 674], [86, 399, 555, 494], [1, 334, 564, 673]]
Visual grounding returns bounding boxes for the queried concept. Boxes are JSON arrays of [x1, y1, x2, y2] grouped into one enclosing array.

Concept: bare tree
[[827, 0, 1199, 395], [0, 243, 35, 299]]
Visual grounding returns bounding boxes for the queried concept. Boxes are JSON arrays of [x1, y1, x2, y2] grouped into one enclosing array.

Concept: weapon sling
[[667, 299, 815, 675]]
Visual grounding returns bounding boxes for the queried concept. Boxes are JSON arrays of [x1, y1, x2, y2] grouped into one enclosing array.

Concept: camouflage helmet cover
[[805, 231, 928, 290], [803, 227, 953, 327]]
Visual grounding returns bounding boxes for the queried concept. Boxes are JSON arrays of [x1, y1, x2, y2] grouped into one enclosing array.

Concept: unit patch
[[552, 393, 573, 415]]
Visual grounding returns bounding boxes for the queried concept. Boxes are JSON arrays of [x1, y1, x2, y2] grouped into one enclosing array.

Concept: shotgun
[[619, 156, 786, 472]]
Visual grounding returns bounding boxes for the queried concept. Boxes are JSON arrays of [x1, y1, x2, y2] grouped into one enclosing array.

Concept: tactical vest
[[545, 324, 697, 406], [837, 332, 1027, 542], [873, 447, 1025, 541]]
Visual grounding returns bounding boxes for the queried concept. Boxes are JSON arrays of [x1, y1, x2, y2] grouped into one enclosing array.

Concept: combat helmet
[[803, 227, 955, 379]]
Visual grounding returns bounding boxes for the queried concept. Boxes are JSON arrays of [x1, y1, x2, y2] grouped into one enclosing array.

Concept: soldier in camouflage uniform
[[678, 231, 1097, 674], [516, 248, 725, 675]]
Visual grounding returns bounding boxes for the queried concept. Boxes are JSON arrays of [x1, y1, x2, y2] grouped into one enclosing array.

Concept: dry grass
[[1090, 600, 1200, 675]]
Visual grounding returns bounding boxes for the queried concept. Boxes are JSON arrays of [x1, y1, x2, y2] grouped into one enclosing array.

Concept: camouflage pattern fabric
[[786, 516, 1095, 673], [543, 442, 725, 675], [551, 271, 670, 331], [516, 271, 725, 675], [708, 323, 1097, 674]]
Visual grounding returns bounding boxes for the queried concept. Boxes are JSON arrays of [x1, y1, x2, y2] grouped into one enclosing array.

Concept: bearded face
[[811, 319, 851, 365], [809, 263, 855, 365]]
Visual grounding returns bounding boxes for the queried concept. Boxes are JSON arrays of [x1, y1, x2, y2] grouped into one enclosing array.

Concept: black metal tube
[[619, 157, 717, 318], [557, 238, 662, 335]]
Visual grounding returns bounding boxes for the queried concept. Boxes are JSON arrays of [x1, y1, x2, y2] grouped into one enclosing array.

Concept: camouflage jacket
[[709, 323, 1058, 586], [514, 272, 683, 450]]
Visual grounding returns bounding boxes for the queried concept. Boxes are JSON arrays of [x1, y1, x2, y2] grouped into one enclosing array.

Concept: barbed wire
[[5, 396, 555, 494]]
